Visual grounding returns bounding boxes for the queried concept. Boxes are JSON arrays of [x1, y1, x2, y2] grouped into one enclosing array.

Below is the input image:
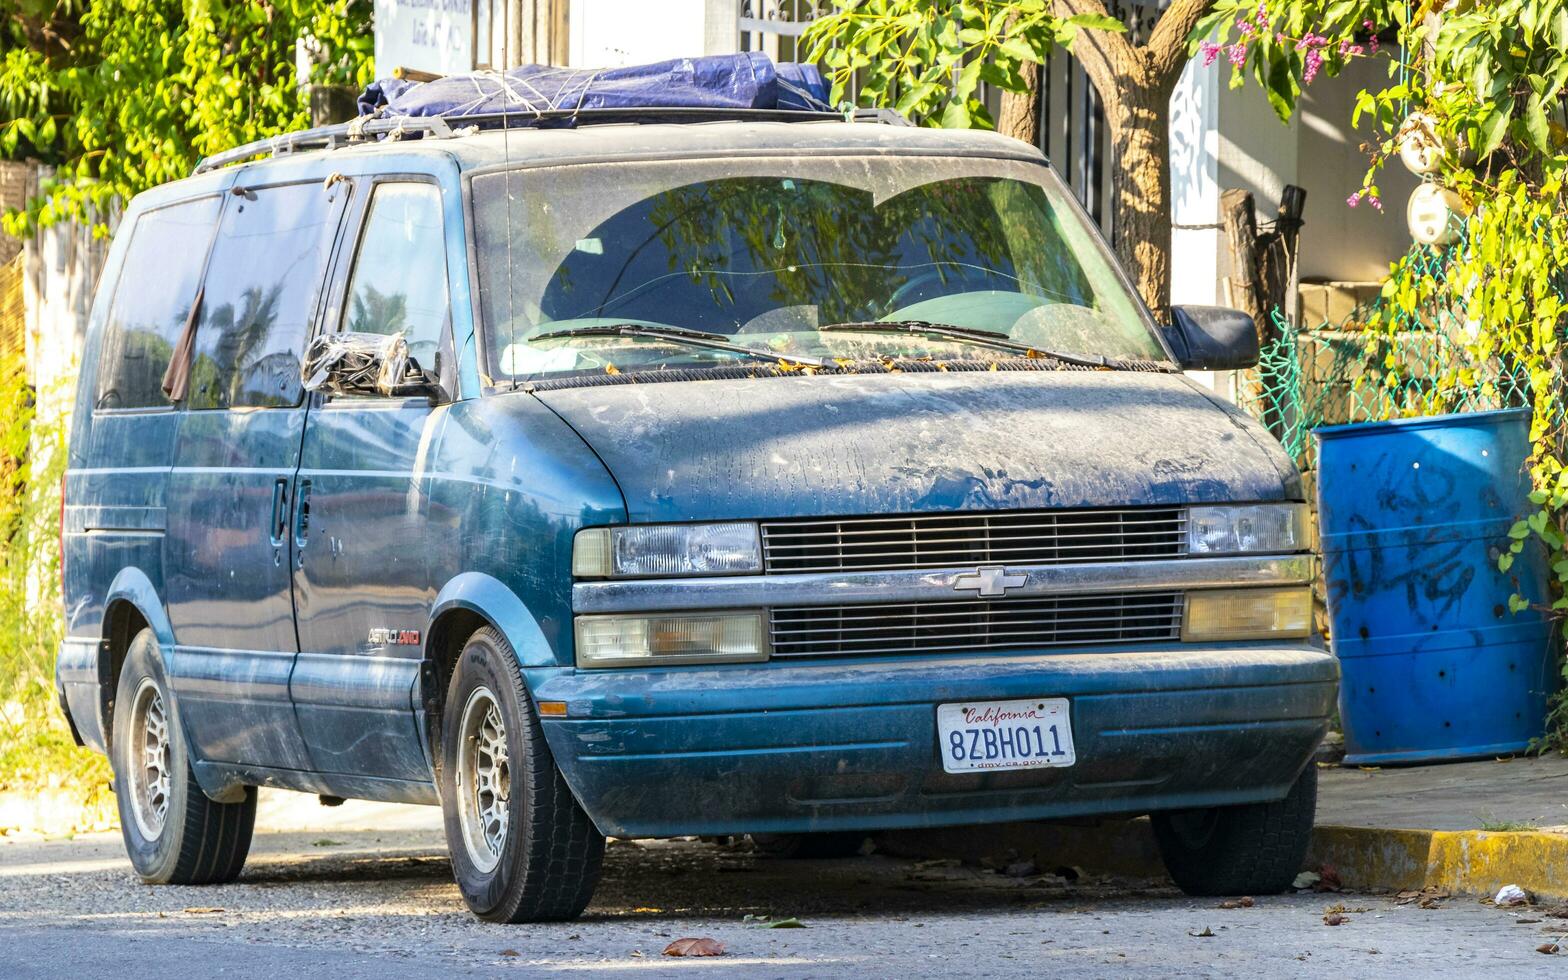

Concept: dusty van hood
[[531, 371, 1301, 523]]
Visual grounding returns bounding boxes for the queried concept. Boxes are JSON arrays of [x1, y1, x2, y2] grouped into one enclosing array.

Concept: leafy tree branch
[[0, 0, 374, 238]]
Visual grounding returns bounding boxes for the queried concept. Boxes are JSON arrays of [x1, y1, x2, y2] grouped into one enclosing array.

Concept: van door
[[164, 178, 350, 771], [290, 179, 455, 781]]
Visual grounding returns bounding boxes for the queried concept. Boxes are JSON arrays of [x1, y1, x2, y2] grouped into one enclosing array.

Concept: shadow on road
[[229, 834, 1175, 922]]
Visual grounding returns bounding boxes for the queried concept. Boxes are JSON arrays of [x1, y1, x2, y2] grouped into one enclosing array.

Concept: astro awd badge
[[368, 627, 422, 646]]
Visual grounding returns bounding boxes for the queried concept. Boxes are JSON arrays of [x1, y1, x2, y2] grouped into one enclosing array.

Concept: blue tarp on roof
[[356, 53, 831, 120]]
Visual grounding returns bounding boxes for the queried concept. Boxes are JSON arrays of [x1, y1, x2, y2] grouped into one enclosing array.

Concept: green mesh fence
[[1236, 237, 1538, 471]]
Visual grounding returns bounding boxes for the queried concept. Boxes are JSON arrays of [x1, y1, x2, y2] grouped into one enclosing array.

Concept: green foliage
[[801, 0, 1118, 130], [0, 369, 108, 797], [0, 0, 374, 237], [1337, 2, 1568, 748], [1196, 1, 1402, 119]]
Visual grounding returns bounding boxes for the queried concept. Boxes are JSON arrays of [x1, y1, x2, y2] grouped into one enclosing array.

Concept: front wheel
[[111, 629, 256, 884], [440, 627, 604, 922], [1151, 763, 1317, 897]]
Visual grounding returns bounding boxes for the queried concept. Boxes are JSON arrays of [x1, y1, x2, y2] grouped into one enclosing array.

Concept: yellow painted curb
[[885, 820, 1568, 902], [1311, 824, 1568, 902]]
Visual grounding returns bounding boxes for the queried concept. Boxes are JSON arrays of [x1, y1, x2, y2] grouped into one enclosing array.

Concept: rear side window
[[340, 183, 450, 376], [95, 197, 220, 410], [188, 182, 340, 410]]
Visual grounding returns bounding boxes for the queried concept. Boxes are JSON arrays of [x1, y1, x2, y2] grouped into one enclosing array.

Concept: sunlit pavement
[[2, 820, 1565, 978]]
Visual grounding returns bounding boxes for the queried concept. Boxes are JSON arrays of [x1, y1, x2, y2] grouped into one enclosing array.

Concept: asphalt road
[[1, 826, 1564, 978]]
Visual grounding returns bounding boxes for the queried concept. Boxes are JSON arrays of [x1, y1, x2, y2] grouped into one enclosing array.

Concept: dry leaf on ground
[[1218, 897, 1255, 910], [182, 907, 224, 915], [664, 938, 726, 957]]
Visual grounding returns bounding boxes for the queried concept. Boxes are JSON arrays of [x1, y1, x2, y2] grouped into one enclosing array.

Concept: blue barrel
[[1315, 408, 1556, 765]]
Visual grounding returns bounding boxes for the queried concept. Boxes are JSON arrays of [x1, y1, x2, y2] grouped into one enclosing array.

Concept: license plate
[[936, 698, 1075, 773]]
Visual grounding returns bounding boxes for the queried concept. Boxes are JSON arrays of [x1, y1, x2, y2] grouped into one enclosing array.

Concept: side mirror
[[1162, 305, 1260, 371], [301, 331, 443, 401]]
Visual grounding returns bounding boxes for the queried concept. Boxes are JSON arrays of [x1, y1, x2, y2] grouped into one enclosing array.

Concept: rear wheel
[[750, 832, 867, 860], [440, 627, 604, 922], [1151, 764, 1317, 896], [111, 629, 256, 884]]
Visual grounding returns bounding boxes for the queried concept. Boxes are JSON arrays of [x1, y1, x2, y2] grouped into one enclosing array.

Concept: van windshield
[[471, 154, 1167, 382]]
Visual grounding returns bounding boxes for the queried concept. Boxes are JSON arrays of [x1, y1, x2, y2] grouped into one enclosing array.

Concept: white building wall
[[568, 0, 737, 66], [1295, 56, 1418, 284], [1170, 53, 1416, 296], [1168, 58, 1223, 309]]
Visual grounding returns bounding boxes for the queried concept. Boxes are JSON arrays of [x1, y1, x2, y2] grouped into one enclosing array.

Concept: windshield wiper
[[530, 324, 827, 368], [818, 320, 1133, 370]]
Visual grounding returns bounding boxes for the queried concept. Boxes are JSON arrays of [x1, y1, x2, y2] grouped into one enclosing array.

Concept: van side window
[[95, 197, 220, 410], [340, 183, 449, 378], [187, 183, 339, 410]]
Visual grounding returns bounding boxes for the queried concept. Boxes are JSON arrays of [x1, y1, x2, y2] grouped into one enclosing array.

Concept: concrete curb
[[879, 819, 1568, 903], [1311, 824, 1568, 901]]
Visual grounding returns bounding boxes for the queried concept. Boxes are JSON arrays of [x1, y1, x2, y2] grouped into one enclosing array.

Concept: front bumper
[[528, 643, 1337, 838]]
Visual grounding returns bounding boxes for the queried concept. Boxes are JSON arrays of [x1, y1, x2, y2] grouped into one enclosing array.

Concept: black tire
[[111, 628, 256, 885], [1151, 763, 1318, 897], [440, 627, 604, 922], [750, 832, 867, 860]]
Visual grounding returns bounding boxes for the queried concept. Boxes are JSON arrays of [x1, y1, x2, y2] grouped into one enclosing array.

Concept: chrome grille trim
[[770, 591, 1184, 658], [760, 508, 1188, 575], [571, 554, 1315, 614]]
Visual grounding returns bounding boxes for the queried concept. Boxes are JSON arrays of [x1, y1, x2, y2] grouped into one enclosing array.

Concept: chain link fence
[[1236, 239, 1539, 472]]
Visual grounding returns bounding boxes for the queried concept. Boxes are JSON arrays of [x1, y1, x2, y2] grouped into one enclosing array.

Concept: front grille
[[760, 507, 1188, 574], [769, 591, 1184, 658]]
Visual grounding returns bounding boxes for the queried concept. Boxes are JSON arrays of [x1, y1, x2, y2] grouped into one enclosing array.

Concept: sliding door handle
[[268, 478, 288, 547]]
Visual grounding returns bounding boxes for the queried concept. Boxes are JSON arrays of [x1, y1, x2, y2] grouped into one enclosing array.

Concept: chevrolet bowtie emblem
[[953, 565, 1026, 597]]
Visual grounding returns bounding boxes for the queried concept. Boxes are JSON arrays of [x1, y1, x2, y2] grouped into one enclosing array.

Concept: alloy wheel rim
[[128, 677, 172, 840], [456, 686, 511, 873]]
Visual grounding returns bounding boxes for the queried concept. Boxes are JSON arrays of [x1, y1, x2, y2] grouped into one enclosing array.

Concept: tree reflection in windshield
[[475, 157, 1161, 379]]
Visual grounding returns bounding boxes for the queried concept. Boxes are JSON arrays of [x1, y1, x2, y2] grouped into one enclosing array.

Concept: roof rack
[[192, 106, 910, 176]]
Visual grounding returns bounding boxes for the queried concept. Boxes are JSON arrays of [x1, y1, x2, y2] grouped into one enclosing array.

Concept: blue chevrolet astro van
[[56, 107, 1333, 922]]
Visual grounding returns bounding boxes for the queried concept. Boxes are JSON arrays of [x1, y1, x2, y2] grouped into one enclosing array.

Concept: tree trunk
[[1106, 82, 1172, 316], [998, 61, 1042, 146], [1052, 0, 1211, 317]]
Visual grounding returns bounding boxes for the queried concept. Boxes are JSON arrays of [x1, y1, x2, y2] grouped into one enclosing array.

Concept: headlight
[[575, 611, 768, 668], [1188, 503, 1309, 555], [1183, 587, 1313, 641], [573, 522, 762, 578]]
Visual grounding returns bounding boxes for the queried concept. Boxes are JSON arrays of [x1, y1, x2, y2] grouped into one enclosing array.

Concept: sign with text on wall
[[374, 0, 475, 75]]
